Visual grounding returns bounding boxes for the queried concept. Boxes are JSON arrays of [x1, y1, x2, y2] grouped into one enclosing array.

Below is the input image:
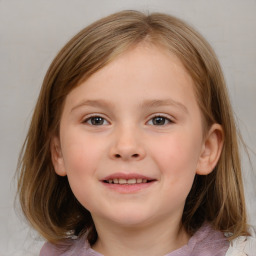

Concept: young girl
[[17, 10, 255, 256]]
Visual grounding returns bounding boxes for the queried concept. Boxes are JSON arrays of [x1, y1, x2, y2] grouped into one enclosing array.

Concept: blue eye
[[148, 116, 172, 126], [84, 116, 108, 125]]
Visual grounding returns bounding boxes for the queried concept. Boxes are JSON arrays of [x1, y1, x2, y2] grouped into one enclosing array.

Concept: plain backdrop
[[0, 0, 256, 255]]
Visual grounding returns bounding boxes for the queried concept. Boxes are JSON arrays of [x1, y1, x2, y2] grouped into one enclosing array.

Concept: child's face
[[52, 44, 208, 229]]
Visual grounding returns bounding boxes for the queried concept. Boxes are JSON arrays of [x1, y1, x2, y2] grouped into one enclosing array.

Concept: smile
[[101, 173, 156, 193], [104, 178, 150, 184]]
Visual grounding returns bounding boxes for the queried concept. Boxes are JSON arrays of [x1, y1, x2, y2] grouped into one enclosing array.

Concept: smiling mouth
[[103, 178, 155, 185], [102, 174, 156, 193]]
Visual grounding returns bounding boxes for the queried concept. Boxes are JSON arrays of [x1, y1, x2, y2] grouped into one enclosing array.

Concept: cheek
[[150, 131, 202, 185], [60, 132, 106, 184], [145, 132, 202, 214], [62, 129, 99, 166], [60, 135, 104, 210]]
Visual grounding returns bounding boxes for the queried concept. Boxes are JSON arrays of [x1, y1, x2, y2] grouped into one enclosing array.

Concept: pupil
[[92, 117, 104, 125], [153, 117, 165, 125]]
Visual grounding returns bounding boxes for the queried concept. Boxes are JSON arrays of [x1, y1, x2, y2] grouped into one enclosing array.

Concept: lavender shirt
[[40, 223, 229, 256]]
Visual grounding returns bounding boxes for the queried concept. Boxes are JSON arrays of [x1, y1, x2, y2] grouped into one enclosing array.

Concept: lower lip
[[101, 182, 155, 193]]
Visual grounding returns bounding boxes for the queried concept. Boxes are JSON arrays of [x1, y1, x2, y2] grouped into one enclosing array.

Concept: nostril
[[114, 153, 139, 158]]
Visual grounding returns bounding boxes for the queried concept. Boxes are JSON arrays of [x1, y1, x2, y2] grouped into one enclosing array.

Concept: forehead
[[82, 44, 192, 91], [63, 43, 198, 114]]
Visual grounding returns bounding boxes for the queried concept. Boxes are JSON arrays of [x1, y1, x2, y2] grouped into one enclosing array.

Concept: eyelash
[[82, 115, 109, 126], [148, 114, 174, 126], [82, 114, 174, 126]]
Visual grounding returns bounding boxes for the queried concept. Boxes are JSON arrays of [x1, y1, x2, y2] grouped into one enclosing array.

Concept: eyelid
[[82, 114, 110, 125], [147, 113, 175, 125], [81, 113, 175, 125]]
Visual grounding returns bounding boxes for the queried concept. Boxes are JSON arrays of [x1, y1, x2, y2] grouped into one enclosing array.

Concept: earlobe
[[196, 124, 224, 175], [50, 136, 67, 176]]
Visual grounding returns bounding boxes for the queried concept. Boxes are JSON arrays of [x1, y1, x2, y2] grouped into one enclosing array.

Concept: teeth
[[106, 178, 150, 184], [127, 178, 136, 184], [119, 178, 126, 184]]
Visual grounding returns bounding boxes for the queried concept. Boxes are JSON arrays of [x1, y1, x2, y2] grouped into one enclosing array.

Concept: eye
[[83, 116, 109, 126], [147, 115, 173, 126]]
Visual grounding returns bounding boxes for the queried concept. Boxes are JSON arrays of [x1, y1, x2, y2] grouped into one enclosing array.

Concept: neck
[[92, 217, 189, 256]]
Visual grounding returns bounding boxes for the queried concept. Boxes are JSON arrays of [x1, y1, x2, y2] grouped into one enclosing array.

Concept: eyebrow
[[71, 99, 115, 112], [140, 99, 188, 113], [71, 99, 188, 113]]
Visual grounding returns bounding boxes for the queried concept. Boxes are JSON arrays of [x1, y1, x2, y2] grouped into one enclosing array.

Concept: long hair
[[17, 10, 248, 245]]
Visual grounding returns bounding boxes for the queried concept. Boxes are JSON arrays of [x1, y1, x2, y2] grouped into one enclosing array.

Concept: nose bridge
[[110, 122, 145, 160]]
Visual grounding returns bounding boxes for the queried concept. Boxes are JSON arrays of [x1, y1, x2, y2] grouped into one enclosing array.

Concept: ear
[[196, 124, 224, 175], [50, 136, 67, 176]]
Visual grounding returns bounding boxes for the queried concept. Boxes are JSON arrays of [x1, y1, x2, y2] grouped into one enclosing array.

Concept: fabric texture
[[40, 223, 255, 256], [225, 226, 256, 256]]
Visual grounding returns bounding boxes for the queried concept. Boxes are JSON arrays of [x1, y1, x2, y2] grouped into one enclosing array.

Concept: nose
[[109, 125, 146, 161]]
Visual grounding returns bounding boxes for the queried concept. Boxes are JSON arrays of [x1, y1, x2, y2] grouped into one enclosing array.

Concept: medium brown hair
[[17, 10, 248, 245]]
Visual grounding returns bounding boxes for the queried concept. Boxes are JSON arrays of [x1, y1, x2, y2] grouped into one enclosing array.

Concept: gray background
[[0, 0, 255, 255]]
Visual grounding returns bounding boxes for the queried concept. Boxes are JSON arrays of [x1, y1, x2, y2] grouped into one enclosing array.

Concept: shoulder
[[40, 242, 63, 256], [39, 236, 96, 256], [225, 226, 256, 256], [179, 223, 229, 255]]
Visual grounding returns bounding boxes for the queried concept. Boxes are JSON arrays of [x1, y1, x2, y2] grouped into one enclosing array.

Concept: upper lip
[[102, 173, 156, 181]]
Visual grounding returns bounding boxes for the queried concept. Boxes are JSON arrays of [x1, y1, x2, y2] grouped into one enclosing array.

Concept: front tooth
[[113, 178, 118, 184], [127, 178, 136, 184], [142, 179, 147, 183], [136, 178, 142, 183], [119, 178, 127, 184]]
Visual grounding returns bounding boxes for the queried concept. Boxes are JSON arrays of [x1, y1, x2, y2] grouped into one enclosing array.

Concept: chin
[[104, 210, 156, 228]]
